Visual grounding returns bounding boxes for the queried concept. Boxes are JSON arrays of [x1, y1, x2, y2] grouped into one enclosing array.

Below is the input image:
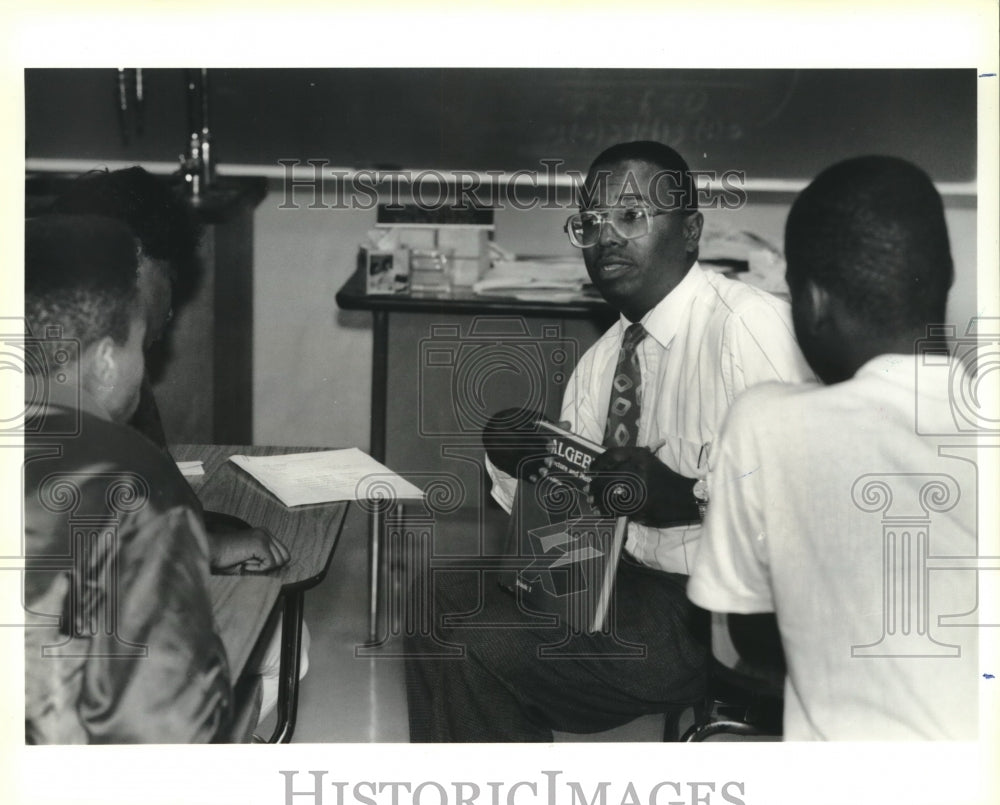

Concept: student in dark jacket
[[23, 215, 230, 742]]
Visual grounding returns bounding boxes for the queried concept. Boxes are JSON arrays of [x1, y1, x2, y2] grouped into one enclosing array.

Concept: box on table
[[361, 246, 410, 294], [437, 229, 490, 286], [409, 249, 452, 293], [375, 204, 494, 288]]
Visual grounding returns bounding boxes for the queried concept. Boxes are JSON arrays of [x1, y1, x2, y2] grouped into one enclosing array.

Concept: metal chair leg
[[368, 507, 382, 643], [682, 719, 764, 742], [267, 591, 304, 743], [662, 699, 708, 741]]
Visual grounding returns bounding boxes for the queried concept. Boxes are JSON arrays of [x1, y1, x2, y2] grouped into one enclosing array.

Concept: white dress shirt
[[490, 262, 814, 574], [688, 354, 980, 739]]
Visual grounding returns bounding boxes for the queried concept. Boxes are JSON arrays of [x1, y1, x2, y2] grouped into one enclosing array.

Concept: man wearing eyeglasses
[[406, 140, 813, 742]]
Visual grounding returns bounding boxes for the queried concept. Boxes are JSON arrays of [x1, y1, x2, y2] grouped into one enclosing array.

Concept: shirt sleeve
[[721, 293, 814, 402], [687, 389, 776, 614], [77, 506, 232, 743], [559, 340, 608, 444]]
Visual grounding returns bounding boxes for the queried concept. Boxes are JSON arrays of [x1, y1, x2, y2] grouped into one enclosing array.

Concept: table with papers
[[172, 444, 365, 742], [228, 447, 423, 508]]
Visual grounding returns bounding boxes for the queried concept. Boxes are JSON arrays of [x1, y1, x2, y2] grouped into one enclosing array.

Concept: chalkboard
[[25, 68, 976, 183]]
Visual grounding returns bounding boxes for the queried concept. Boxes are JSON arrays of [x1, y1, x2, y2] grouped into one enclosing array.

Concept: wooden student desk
[[336, 267, 615, 641], [173, 444, 351, 743]]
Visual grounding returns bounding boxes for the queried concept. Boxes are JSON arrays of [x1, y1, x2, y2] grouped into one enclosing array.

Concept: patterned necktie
[[603, 322, 647, 448]]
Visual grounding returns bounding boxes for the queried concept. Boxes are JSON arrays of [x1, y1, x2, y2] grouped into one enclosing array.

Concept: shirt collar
[[25, 377, 111, 422], [856, 353, 919, 379], [859, 351, 967, 403], [616, 261, 708, 348]]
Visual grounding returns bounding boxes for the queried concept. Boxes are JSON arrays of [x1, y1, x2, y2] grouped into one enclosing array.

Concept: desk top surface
[[336, 266, 614, 319], [172, 444, 351, 592]]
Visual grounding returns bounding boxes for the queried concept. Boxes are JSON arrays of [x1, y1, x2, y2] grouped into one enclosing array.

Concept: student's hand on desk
[[587, 447, 699, 527], [209, 528, 291, 575]]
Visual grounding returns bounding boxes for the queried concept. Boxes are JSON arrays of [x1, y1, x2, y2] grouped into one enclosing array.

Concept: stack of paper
[[489, 257, 589, 281], [699, 227, 780, 263], [474, 257, 590, 301], [176, 460, 205, 478], [229, 448, 424, 508]]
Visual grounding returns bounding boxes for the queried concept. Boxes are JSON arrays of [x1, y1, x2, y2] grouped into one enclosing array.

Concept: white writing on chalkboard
[[26, 68, 976, 183]]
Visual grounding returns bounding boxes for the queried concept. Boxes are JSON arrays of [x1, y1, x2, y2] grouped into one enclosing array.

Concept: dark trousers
[[404, 554, 709, 742]]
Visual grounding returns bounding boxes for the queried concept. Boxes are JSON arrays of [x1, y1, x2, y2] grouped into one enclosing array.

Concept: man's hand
[[482, 407, 553, 480], [587, 446, 699, 526], [209, 527, 291, 575]]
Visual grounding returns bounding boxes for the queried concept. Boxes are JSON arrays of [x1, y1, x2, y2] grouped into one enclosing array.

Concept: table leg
[[368, 507, 382, 644], [267, 590, 304, 743], [369, 309, 388, 463], [368, 309, 389, 641]]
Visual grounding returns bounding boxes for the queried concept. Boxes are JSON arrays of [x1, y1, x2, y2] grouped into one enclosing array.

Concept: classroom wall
[[251, 188, 978, 450]]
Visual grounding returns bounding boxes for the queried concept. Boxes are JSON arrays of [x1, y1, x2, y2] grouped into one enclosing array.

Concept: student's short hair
[[785, 155, 953, 335], [25, 215, 140, 369], [585, 141, 697, 213], [50, 166, 202, 302]]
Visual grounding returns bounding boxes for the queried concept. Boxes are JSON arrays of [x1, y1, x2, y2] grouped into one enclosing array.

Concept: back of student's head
[[785, 155, 953, 337], [50, 166, 202, 302], [25, 215, 139, 372]]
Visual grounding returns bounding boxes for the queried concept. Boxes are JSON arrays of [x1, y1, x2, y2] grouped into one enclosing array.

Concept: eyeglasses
[[564, 206, 671, 248]]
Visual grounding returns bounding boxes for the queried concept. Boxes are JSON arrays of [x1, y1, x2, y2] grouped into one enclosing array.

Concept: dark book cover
[[500, 422, 627, 633]]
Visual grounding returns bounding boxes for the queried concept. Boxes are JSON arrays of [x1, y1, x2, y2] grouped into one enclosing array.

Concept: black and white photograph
[[2, 3, 998, 805]]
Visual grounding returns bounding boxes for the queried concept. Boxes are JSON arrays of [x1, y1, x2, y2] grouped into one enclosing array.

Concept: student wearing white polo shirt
[[688, 156, 980, 740]]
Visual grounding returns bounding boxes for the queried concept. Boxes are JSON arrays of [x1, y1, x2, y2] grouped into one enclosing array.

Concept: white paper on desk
[[474, 258, 589, 299], [473, 276, 584, 293], [228, 448, 424, 507], [488, 257, 589, 283], [176, 460, 205, 477]]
